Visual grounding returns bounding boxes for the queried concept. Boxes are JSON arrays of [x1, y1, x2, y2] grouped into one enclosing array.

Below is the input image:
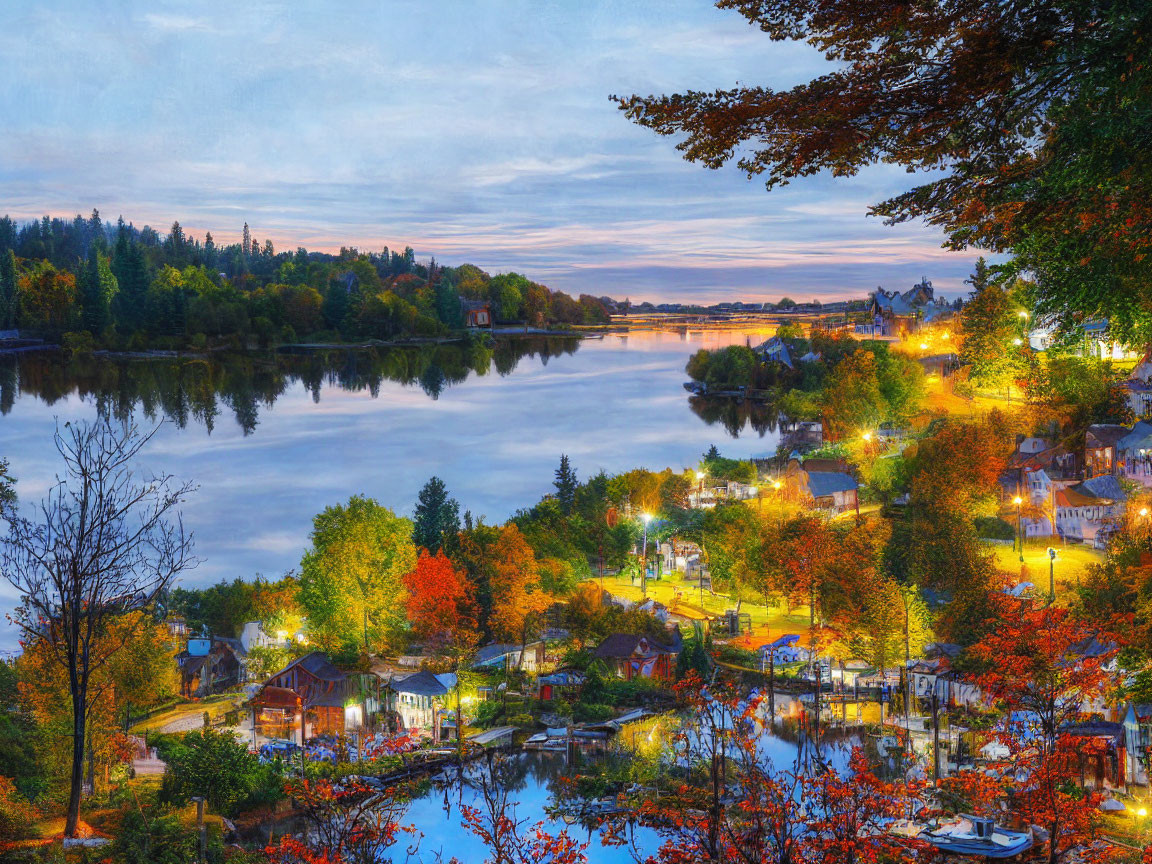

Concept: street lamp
[[640, 513, 653, 600], [1013, 496, 1025, 563], [1047, 547, 1057, 603]]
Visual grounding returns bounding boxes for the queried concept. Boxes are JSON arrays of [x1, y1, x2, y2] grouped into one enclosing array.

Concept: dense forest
[[0, 211, 611, 349]]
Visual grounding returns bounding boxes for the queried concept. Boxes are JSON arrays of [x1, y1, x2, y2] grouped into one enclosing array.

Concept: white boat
[[891, 815, 1032, 859]]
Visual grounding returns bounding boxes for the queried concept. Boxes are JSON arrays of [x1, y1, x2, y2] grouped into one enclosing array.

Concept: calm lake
[[0, 328, 781, 652]]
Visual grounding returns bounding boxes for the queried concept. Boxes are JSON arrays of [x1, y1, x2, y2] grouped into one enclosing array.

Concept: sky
[[0, 0, 980, 304]]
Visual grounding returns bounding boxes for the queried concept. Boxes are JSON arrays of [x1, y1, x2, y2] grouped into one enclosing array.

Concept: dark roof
[[1072, 474, 1126, 502], [806, 471, 858, 497], [215, 636, 246, 657], [180, 655, 207, 677], [472, 643, 522, 666], [276, 651, 346, 683], [1086, 424, 1131, 446], [1061, 720, 1125, 746], [593, 633, 677, 659], [391, 670, 455, 697]]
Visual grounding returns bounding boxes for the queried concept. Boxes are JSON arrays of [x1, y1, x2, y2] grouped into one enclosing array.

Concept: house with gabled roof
[[593, 631, 681, 681], [176, 635, 246, 698], [1055, 474, 1126, 547], [384, 671, 458, 736], [1086, 423, 1131, 477], [252, 651, 370, 739]]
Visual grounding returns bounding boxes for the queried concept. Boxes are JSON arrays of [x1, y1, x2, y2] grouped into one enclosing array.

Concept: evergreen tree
[[412, 476, 461, 554], [322, 281, 349, 332], [434, 276, 462, 327], [204, 232, 217, 270], [703, 444, 720, 461], [78, 247, 110, 333], [87, 209, 104, 252], [111, 237, 149, 333], [0, 250, 17, 329], [241, 223, 251, 258], [966, 257, 992, 293], [553, 454, 578, 515]]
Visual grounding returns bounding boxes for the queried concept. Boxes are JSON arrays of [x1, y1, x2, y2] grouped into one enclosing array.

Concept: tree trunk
[[66, 686, 86, 836]]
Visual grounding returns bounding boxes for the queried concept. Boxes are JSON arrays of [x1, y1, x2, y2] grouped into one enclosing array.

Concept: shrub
[[159, 728, 260, 817], [0, 776, 36, 843], [573, 703, 615, 723], [474, 700, 505, 729], [508, 713, 537, 729], [110, 806, 223, 864], [974, 516, 1015, 541]]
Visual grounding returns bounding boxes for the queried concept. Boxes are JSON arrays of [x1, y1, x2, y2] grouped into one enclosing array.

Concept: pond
[[255, 731, 862, 864], [0, 328, 783, 652]]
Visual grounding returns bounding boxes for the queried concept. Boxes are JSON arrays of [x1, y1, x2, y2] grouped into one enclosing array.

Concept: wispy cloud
[[0, 0, 980, 303]]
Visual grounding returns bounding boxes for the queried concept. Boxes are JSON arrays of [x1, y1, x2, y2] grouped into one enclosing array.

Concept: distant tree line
[[0, 210, 611, 348]]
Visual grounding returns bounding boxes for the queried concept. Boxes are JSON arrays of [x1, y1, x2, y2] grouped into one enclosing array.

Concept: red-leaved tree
[[403, 549, 477, 655]]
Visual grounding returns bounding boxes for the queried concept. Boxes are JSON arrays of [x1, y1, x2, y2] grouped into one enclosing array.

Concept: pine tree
[[553, 455, 578, 515], [112, 238, 148, 334], [78, 247, 109, 333], [322, 281, 349, 333], [0, 250, 17, 329], [241, 223, 251, 258], [87, 209, 104, 252], [204, 232, 217, 270], [413, 476, 461, 554]]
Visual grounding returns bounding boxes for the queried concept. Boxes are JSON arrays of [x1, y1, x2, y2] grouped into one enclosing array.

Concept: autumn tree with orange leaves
[[966, 596, 1125, 864], [489, 525, 553, 648], [403, 549, 477, 655], [968, 595, 1123, 753]]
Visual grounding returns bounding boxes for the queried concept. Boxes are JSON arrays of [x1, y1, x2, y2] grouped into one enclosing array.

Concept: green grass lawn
[[588, 571, 813, 647], [985, 540, 1102, 604]]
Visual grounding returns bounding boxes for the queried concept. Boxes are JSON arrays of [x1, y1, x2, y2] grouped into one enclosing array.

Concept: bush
[[159, 728, 260, 817], [474, 700, 505, 729], [974, 516, 1015, 541], [0, 776, 36, 843], [111, 806, 223, 864], [603, 676, 665, 706], [508, 713, 537, 729], [573, 702, 615, 723]]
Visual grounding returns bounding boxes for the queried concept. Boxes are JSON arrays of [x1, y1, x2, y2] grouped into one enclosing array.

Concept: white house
[[1055, 475, 1126, 546], [1117, 421, 1152, 488]]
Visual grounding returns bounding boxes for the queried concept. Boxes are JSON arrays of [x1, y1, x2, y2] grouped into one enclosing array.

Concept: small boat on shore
[[890, 814, 1032, 858]]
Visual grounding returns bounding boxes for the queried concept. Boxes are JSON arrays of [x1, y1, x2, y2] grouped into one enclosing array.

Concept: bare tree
[[0, 419, 196, 837]]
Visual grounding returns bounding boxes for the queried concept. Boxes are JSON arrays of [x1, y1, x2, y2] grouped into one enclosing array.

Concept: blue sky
[[0, 0, 979, 303]]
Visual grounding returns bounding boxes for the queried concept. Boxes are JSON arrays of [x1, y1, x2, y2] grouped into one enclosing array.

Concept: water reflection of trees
[[0, 336, 581, 436], [687, 395, 782, 438]]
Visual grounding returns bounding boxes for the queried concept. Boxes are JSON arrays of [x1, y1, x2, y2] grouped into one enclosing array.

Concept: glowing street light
[[861, 431, 872, 443], [640, 512, 653, 600], [1013, 496, 1025, 563], [1018, 311, 1029, 320], [1012, 338, 1023, 346], [919, 342, 928, 351]]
